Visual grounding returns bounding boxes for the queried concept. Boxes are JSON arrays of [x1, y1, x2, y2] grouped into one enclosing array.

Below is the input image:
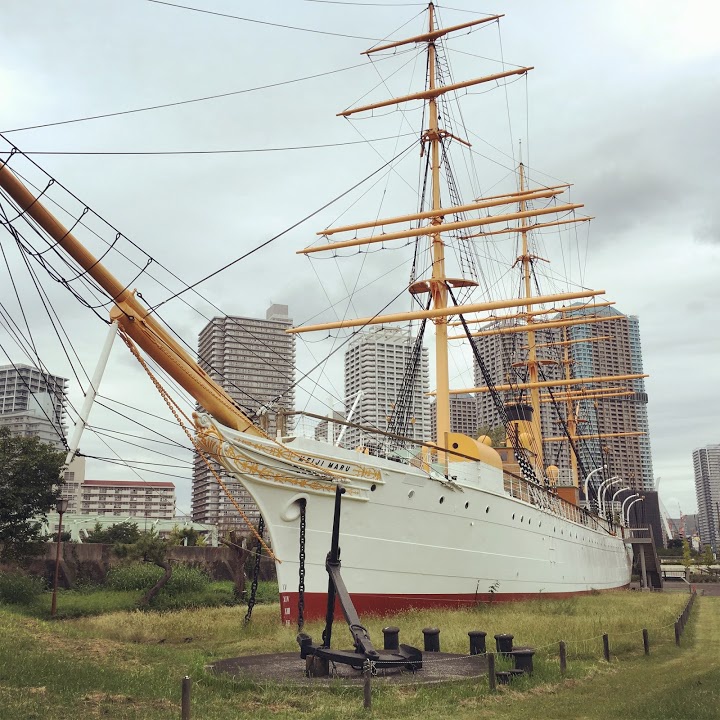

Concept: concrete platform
[[210, 651, 488, 686]]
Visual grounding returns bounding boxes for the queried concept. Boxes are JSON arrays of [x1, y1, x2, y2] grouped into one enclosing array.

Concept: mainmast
[[426, 2, 451, 456]]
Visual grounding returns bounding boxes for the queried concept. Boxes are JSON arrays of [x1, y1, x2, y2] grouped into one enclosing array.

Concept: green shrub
[[106, 562, 164, 591], [106, 563, 210, 596], [165, 566, 210, 596], [0, 571, 46, 605], [148, 584, 236, 611]]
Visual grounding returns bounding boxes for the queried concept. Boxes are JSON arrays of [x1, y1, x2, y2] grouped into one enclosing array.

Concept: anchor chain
[[244, 515, 265, 625], [298, 500, 306, 632]]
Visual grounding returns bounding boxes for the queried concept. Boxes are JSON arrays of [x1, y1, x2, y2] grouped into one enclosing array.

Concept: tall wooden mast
[[516, 161, 544, 468], [426, 2, 451, 455]]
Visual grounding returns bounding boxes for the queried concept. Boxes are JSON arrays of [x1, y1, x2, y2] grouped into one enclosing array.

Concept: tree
[[477, 424, 506, 447], [168, 525, 206, 547], [115, 529, 172, 606], [83, 520, 140, 545], [681, 539, 693, 576], [701, 545, 716, 576], [0, 427, 65, 562]]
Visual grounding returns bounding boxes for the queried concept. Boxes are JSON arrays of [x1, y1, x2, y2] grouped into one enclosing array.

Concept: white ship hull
[[197, 415, 633, 623]]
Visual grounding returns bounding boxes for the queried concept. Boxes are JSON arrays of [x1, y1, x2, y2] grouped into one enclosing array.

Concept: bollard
[[494, 633, 514, 658], [363, 661, 372, 710], [674, 621, 680, 646], [602, 633, 610, 662], [512, 647, 535, 675], [422, 627, 440, 652], [382, 626, 400, 651], [487, 652, 496, 691], [181, 676, 191, 720], [559, 641, 567, 675], [642, 628, 649, 655], [468, 630, 487, 656]]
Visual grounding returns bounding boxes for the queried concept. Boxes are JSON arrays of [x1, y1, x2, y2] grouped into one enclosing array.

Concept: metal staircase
[[625, 526, 663, 590]]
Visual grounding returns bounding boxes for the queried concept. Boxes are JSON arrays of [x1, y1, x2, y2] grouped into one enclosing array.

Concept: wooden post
[[363, 661, 372, 710], [181, 676, 191, 720], [674, 621, 680, 646], [559, 641, 567, 675], [642, 628, 649, 655], [487, 652, 496, 691], [602, 633, 610, 662]]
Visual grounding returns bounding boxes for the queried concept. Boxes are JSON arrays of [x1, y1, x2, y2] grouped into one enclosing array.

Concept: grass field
[[0, 591, 716, 719]]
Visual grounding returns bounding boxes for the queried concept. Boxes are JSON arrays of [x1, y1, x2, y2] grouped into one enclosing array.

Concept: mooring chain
[[244, 516, 265, 625], [298, 500, 307, 632]]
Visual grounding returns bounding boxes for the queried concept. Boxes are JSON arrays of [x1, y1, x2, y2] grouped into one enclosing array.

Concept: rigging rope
[[117, 331, 277, 561]]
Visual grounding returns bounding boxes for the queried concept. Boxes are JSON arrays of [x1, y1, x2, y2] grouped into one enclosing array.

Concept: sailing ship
[[0, 5, 643, 622]]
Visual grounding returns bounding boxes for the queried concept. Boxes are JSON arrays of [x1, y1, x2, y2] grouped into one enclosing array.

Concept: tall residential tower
[[472, 306, 653, 491], [693, 444, 720, 551], [191, 305, 295, 529], [343, 327, 430, 449]]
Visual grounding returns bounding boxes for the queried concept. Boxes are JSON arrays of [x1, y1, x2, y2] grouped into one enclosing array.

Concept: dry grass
[[0, 591, 702, 720]]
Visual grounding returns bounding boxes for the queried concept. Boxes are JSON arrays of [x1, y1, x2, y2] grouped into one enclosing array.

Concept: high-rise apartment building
[[343, 327, 430, 449], [0, 363, 67, 449], [191, 305, 295, 529], [430, 393, 479, 440], [471, 306, 653, 491], [693, 444, 720, 551], [473, 322, 565, 467]]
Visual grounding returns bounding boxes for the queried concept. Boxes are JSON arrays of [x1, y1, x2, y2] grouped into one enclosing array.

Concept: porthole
[[452, 442, 459, 449], [512, 513, 516, 520], [464, 502, 469, 509], [408, 490, 415, 499], [370, 484, 377, 492], [520, 516, 524, 522], [439, 497, 445, 504], [528, 518, 531, 525], [539, 521, 542, 527], [485, 506, 490, 514]]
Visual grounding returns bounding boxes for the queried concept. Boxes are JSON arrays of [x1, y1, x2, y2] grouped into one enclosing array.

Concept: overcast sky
[[1, 0, 718, 518]]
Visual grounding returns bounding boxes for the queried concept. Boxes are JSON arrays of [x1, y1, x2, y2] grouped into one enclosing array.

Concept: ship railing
[[502, 472, 605, 532]]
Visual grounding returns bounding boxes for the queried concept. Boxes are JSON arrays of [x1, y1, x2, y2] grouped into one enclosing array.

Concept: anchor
[[296, 484, 422, 675]]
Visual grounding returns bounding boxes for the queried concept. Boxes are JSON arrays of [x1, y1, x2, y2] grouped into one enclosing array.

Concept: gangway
[[625, 526, 663, 590]]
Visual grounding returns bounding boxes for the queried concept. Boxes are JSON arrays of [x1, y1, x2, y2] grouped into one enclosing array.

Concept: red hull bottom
[[278, 587, 629, 624]]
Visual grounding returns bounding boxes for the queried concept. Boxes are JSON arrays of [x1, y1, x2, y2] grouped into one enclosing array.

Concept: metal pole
[[583, 465, 606, 507], [336, 391, 363, 446], [639, 545, 648, 589], [50, 508, 65, 618], [559, 641, 567, 675], [62, 321, 118, 470], [599, 477, 623, 517], [181, 676, 191, 719], [642, 629, 649, 655], [625, 497, 645, 525], [621, 493, 640, 523]]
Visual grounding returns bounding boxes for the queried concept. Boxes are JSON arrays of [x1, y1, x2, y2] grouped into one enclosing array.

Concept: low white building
[[79, 479, 176, 520]]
